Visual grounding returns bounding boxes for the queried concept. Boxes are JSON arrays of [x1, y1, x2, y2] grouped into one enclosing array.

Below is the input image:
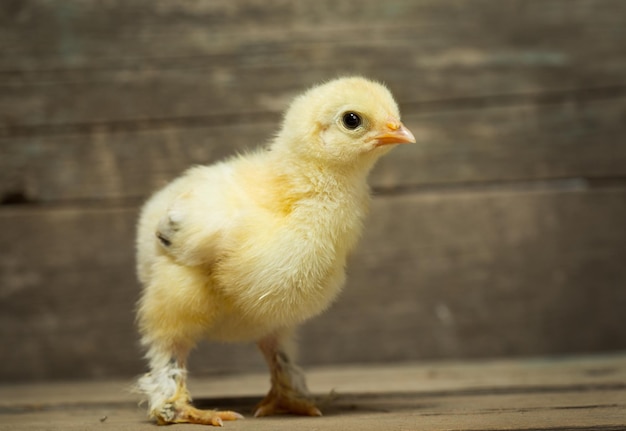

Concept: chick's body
[[135, 77, 415, 426], [137, 151, 367, 344]]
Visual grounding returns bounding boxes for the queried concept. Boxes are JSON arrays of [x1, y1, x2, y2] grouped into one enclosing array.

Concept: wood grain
[[1, 0, 625, 381]]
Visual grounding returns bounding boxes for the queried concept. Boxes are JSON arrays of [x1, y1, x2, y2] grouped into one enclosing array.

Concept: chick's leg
[[138, 348, 241, 426], [255, 331, 322, 417], [136, 257, 243, 426]]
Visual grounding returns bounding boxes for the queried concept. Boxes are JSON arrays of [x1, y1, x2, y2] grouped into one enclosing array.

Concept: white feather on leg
[[135, 347, 189, 420]]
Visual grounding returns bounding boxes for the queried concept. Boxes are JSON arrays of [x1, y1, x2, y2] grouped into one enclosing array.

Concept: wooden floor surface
[[1, 353, 624, 430]]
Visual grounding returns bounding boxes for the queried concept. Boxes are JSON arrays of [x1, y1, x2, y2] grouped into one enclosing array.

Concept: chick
[[135, 76, 415, 426]]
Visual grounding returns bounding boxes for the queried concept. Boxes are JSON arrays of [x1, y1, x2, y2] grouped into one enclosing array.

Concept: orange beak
[[374, 121, 416, 146]]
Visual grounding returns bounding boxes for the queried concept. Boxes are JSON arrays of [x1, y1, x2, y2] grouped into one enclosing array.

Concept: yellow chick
[[135, 76, 415, 426]]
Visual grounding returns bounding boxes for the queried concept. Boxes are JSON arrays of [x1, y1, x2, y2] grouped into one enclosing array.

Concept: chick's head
[[273, 77, 415, 167]]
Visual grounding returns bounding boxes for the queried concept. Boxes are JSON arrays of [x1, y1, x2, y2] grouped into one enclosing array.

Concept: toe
[[217, 411, 245, 421], [309, 406, 323, 417], [254, 396, 322, 417], [156, 404, 244, 426]]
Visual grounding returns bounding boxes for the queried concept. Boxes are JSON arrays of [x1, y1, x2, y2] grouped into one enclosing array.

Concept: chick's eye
[[342, 112, 362, 130]]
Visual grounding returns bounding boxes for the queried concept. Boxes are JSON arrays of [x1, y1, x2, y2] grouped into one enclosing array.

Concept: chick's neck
[[266, 147, 375, 201]]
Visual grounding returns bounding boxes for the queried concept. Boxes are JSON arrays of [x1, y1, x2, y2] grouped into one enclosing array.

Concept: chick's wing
[[148, 164, 242, 268]]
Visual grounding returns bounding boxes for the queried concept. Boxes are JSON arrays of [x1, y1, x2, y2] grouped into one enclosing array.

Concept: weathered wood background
[[1, 0, 625, 382]]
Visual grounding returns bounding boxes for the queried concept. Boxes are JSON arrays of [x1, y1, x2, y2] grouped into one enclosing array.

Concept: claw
[[155, 404, 243, 426]]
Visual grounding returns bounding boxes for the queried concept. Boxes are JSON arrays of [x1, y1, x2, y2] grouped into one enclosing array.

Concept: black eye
[[342, 112, 362, 130]]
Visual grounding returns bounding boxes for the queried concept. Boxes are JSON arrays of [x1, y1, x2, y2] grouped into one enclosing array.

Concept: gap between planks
[[2, 176, 626, 212]]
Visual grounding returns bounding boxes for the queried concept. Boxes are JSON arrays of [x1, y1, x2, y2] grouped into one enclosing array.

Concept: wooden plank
[[5, 0, 626, 69], [2, 96, 625, 204], [1, 355, 625, 430], [300, 187, 626, 365], [4, 391, 623, 431], [0, 206, 145, 381], [0, 120, 277, 204], [376, 95, 626, 190], [2, 0, 626, 129], [1, 188, 625, 381]]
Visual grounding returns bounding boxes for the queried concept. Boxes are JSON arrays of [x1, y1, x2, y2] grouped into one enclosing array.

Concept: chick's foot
[[156, 403, 243, 427], [254, 390, 322, 417], [255, 332, 322, 417]]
